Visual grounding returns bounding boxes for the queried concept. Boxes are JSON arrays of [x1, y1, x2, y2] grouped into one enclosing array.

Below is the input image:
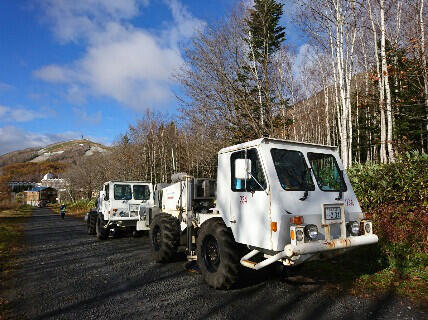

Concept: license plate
[[325, 206, 341, 220], [129, 204, 140, 212]]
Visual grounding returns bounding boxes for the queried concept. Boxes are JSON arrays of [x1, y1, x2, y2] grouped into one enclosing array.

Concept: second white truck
[[86, 181, 156, 240]]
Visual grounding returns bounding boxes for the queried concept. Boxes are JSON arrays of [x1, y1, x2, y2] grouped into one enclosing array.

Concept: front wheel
[[149, 213, 180, 262], [132, 230, 143, 238], [87, 214, 96, 235], [196, 218, 240, 290], [96, 215, 109, 240]]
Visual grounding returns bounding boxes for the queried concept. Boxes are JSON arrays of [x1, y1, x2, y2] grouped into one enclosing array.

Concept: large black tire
[[196, 218, 240, 290], [96, 215, 109, 240], [132, 230, 143, 238], [149, 213, 180, 262], [87, 214, 96, 235]]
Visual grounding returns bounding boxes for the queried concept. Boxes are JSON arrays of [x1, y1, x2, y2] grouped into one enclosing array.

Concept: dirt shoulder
[[0, 205, 32, 319]]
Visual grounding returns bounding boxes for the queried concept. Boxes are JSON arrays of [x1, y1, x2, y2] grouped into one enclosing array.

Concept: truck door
[[229, 148, 271, 249], [102, 184, 110, 218]]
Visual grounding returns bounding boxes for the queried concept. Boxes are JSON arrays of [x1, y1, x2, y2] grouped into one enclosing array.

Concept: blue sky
[[0, 0, 306, 155]]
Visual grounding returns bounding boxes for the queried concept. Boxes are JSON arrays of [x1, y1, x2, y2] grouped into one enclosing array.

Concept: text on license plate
[[130, 204, 139, 212], [325, 207, 341, 220]]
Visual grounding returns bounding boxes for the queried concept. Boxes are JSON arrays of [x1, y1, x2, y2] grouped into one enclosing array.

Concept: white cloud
[[37, 0, 149, 43], [0, 105, 52, 122], [33, 65, 69, 83], [72, 107, 102, 124], [0, 126, 80, 155], [34, 0, 205, 111]]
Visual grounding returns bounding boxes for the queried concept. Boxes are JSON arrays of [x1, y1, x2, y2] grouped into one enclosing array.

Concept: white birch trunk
[[420, 0, 428, 151], [367, 0, 387, 163], [380, 0, 395, 162]]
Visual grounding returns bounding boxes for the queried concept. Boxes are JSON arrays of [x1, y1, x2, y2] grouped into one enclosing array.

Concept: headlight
[[364, 222, 371, 234], [304, 224, 318, 240], [347, 221, 360, 236], [296, 229, 304, 241]]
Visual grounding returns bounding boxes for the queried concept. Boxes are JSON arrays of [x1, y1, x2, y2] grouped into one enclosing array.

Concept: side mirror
[[99, 191, 106, 201], [235, 158, 252, 180]]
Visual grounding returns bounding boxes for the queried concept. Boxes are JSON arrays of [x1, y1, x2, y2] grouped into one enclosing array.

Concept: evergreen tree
[[246, 0, 285, 61], [233, 0, 288, 142]]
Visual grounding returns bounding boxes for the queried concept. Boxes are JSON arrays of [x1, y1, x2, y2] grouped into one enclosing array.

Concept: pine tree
[[233, 0, 287, 142], [246, 0, 285, 61]]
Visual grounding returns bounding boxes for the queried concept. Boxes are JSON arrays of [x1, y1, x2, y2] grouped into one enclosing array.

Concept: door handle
[[230, 220, 236, 223]]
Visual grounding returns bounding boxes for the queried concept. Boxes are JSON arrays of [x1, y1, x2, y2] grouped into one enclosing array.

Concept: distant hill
[[0, 139, 110, 168]]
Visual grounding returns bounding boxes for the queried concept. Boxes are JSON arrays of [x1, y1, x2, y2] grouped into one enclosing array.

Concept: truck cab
[[87, 181, 154, 239], [215, 138, 377, 266], [99, 181, 154, 221]]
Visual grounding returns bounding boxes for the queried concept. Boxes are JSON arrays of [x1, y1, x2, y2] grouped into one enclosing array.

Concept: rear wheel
[[197, 218, 240, 290], [149, 213, 180, 262], [96, 215, 109, 240]]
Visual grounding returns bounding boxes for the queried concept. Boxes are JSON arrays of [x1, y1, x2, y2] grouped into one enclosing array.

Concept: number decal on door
[[240, 196, 247, 204], [345, 199, 354, 206]]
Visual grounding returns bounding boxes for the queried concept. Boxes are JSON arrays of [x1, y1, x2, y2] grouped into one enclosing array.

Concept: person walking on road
[[60, 204, 66, 219]]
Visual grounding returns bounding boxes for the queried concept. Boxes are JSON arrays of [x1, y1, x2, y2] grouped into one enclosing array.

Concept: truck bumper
[[283, 234, 379, 257], [240, 234, 378, 270]]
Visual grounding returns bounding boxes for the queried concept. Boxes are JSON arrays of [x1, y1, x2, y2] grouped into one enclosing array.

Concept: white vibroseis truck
[[86, 181, 155, 240], [149, 138, 378, 289]]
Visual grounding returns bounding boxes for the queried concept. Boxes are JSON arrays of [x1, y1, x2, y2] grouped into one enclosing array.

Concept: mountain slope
[[0, 139, 109, 167]]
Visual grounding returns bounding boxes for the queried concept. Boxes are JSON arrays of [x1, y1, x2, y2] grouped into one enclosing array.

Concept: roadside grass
[[0, 205, 32, 318], [49, 199, 93, 217]]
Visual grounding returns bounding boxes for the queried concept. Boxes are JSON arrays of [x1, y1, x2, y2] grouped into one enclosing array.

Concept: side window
[[104, 185, 109, 200], [231, 148, 266, 192]]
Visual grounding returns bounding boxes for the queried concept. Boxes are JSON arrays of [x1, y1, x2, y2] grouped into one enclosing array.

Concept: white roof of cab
[[105, 181, 152, 184], [218, 137, 337, 154]]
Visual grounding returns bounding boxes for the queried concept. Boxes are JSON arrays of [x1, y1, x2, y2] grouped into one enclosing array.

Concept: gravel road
[[3, 208, 426, 320]]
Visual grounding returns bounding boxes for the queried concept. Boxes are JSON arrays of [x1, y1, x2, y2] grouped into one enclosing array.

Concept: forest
[[60, 0, 428, 194]]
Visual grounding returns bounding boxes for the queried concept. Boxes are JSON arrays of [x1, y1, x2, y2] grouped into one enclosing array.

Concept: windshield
[[271, 149, 314, 191], [307, 153, 347, 192], [133, 185, 150, 200], [114, 184, 132, 200]]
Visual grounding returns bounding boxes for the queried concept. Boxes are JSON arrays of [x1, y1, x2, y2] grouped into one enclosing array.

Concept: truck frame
[[86, 181, 155, 240], [149, 138, 378, 289]]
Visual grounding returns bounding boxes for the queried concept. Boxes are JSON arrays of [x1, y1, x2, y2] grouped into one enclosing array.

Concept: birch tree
[[296, 0, 360, 168], [420, 0, 428, 150]]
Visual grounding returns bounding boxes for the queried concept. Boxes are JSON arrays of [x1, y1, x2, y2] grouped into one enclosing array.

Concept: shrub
[[61, 199, 96, 216], [348, 152, 428, 280], [348, 151, 428, 210]]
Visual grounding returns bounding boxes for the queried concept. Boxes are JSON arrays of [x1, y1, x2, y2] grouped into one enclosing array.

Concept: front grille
[[329, 224, 342, 239]]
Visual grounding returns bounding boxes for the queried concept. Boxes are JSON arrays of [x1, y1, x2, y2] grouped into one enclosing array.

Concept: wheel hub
[[203, 235, 220, 272]]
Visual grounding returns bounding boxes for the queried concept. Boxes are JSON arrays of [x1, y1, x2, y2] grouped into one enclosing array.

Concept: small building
[[8, 181, 37, 193], [25, 186, 58, 206], [40, 173, 67, 190]]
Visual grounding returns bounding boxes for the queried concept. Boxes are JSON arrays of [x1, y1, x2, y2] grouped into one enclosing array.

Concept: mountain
[[0, 139, 110, 167]]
